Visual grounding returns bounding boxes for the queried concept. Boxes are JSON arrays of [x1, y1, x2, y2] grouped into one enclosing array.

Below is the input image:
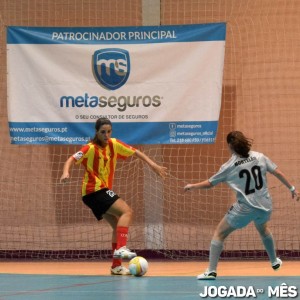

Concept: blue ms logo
[[93, 48, 130, 90]]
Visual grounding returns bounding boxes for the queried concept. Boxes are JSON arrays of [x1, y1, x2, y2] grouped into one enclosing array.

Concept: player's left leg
[[105, 198, 137, 259], [255, 221, 282, 270]]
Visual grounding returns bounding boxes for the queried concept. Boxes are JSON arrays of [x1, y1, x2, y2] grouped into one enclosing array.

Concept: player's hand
[[292, 189, 299, 201], [60, 173, 70, 184], [184, 184, 194, 192], [154, 165, 168, 178]]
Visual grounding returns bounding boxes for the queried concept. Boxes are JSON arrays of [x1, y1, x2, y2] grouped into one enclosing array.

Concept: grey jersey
[[209, 151, 277, 211]]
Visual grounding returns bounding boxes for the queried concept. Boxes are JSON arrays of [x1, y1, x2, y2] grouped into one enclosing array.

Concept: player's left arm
[[134, 149, 167, 178], [271, 167, 299, 201]]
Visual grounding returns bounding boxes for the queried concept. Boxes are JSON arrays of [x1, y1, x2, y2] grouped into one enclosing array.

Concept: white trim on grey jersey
[[209, 151, 277, 211]]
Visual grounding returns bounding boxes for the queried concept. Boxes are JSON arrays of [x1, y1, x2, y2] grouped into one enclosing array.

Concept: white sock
[[208, 240, 224, 272], [262, 234, 277, 264]]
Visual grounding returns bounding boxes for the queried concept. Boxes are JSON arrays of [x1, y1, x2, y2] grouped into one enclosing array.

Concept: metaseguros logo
[[59, 47, 162, 112], [92, 48, 130, 90], [60, 93, 161, 112]]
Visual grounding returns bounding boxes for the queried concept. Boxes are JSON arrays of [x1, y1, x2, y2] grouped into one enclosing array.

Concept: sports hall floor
[[0, 260, 299, 299]]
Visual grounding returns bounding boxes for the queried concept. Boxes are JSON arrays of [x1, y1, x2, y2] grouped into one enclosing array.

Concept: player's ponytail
[[227, 131, 253, 158]]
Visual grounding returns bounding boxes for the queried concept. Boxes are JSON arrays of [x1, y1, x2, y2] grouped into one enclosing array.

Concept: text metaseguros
[[60, 93, 161, 112]]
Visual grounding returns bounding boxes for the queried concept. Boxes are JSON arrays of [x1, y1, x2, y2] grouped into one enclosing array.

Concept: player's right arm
[[184, 180, 213, 192], [184, 158, 230, 192], [60, 156, 76, 183]]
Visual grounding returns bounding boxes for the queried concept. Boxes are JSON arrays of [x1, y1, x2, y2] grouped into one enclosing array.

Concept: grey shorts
[[225, 201, 272, 229]]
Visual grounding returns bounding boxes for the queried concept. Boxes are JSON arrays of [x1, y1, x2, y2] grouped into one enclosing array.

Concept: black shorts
[[82, 188, 120, 220]]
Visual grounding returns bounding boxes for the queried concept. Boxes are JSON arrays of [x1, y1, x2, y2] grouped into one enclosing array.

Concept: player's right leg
[[197, 216, 236, 280]]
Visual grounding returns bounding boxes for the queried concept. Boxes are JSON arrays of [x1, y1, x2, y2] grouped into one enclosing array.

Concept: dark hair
[[226, 131, 253, 158], [91, 118, 112, 144], [95, 118, 112, 131]]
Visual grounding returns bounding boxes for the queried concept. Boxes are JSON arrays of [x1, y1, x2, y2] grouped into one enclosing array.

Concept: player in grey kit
[[184, 131, 299, 280]]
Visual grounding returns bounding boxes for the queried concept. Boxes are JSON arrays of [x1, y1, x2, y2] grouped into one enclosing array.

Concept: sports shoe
[[113, 246, 137, 259], [111, 265, 131, 275], [197, 270, 217, 280], [272, 258, 282, 271]]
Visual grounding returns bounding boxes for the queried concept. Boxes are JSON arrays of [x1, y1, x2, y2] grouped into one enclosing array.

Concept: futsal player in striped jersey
[[184, 131, 299, 280], [60, 118, 167, 275]]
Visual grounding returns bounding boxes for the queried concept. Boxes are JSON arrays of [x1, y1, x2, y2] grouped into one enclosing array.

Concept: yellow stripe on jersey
[[73, 138, 136, 196]]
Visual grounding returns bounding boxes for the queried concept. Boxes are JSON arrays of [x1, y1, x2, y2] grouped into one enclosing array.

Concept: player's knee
[[218, 233, 228, 241], [258, 229, 271, 239], [255, 223, 270, 237], [123, 206, 133, 219], [213, 231, 228, 241]]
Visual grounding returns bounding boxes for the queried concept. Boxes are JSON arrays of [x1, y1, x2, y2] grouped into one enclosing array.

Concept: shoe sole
[[197, 272, 217, 280], [272, 259, 282, 271], [272, 264, 282, 271], [113, 253, 137, 259], [111, 272, 131, 275], [197, 276, 216, 280], [111, 267, 131, 275]]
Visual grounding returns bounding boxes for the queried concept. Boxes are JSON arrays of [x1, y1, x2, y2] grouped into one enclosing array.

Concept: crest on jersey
[[93, 48, 130, 90], [73, 151, 83, 160]]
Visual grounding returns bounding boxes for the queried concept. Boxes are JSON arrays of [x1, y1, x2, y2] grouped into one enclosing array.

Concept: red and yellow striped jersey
[[72, 138, 136, 196]]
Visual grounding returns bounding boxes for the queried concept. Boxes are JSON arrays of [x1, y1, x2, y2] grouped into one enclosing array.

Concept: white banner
[[7, 23, 226, 144]]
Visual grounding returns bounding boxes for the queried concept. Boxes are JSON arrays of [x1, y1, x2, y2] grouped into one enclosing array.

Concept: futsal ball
[[128, 256, 148, 277]]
